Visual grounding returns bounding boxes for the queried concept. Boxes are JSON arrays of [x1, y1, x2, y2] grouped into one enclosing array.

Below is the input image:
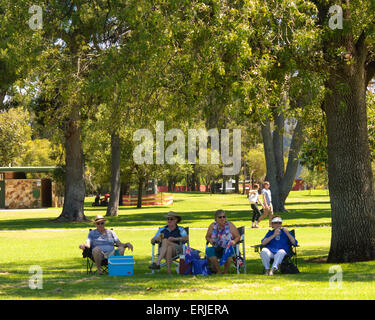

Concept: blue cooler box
[[108, 256, 135, 276]]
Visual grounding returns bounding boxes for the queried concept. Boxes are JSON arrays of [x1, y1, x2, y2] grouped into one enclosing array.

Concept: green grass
[[1, 190, 375, 300]]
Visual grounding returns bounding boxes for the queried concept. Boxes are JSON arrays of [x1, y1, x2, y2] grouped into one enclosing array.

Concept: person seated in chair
[[79, 214, 133, 275], [149, 211, 188, 274], [260, 216, 297, 276], [93, 193, 100, 206], [205, 210, 240, 274]]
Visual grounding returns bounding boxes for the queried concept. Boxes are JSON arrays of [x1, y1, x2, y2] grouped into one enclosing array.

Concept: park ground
[[0, 190, 374, 300]]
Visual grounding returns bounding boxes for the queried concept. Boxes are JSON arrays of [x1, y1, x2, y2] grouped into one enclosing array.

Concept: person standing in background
[[258, 181, 274, 227]]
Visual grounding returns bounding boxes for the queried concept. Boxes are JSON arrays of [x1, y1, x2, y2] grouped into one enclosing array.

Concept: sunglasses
[[96, 222, 105, 225], [217, 216, 226, 219], [167, 218, 176, 221]]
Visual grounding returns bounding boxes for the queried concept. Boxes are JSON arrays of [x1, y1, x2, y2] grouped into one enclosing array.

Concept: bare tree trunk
[[325, 64, 375, 262], [312, 0, 375, 262], [56, 107, 87, 222], [261, 113, 304, 212], [137, 177, 144, 208], [106, 133, 121, 217]]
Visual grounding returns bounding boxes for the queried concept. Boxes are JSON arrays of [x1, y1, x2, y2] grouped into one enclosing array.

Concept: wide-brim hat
[[94, 214, 107, 223], [166, 211, 181, 223]]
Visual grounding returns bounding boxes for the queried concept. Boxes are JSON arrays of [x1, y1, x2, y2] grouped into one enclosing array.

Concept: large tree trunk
[[106, 133, 121, 217], [56, 108, 87, 222], [261, 111, 304, 212], [325, 58, 375, 262], [312, 0, 375, 262]]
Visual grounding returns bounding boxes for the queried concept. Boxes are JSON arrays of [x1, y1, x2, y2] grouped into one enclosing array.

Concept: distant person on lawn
[[79, 215, 133, 275], [248, 184, 262, 228], [149, 211, 189, 274], [260, 216, 297, 275], [205, 209, 240, 274], [258, 181, 274, 227]]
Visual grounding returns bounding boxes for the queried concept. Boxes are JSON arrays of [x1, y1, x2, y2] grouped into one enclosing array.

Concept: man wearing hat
[[79, 214, 133, 275], [260, 216, 298, 275], [149, 211, 188, 274]]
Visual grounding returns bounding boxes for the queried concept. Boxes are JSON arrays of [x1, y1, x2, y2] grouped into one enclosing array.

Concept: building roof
[[0, 167, 59, 173]]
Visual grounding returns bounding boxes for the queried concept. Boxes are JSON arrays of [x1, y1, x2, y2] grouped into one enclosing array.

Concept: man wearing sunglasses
[[79, 214, 133, 275], [149, 211, 188, 274]]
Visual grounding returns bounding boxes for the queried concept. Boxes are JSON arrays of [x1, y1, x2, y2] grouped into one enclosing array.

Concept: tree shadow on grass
[[0, 207, 332, 230]]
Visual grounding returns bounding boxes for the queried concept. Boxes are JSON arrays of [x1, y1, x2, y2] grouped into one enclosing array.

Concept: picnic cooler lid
[[108, 256, 135, 266]]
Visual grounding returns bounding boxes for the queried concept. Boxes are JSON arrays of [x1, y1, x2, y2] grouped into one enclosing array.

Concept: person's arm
[[262, 191, 267, 207], [229, 222, 241, 246], [282, 227, 297, 246], [205, 223, 215, 245], [79, 232, 92, 249], [151, 228, 163, 244], [261, 230, 278, 246]]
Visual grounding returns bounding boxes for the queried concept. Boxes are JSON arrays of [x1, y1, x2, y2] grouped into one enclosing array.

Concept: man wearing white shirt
[[258, 181, 274, 227]]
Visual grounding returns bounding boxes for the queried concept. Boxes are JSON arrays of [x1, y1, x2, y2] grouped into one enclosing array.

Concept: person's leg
[[208, 256, 221, 274], [92, 247, 105, 275], [252, 204, 262, 227], [166, 245, 177, 274], [260, 247, 274, 274], [267, 204, 274, 227], [271, 249, 287, 272], [223, 257, 232, 274], [156, 239, 171, 265]]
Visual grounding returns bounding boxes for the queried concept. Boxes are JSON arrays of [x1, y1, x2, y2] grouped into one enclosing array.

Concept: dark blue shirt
[[262, 229, 297, 254], [153, 225, 187, 240]]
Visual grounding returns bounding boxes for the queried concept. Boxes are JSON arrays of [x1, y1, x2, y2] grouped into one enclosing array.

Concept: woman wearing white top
[[248, 184, 262, 228]]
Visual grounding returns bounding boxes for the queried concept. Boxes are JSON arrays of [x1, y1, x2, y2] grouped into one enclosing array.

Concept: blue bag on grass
[[192, 258, 211, 276]]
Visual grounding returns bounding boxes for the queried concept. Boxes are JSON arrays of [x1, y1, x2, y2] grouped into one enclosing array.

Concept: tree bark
[[106, 133, 121, 217], [325, 61, 375, 262], [312, 0, 375, 262], [137, 177, 144, 208], [56, 107, 87, 222], [261, 114, 304, 212]]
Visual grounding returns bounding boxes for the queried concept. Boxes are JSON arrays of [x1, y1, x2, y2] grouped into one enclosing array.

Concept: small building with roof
[[0, 167, 63, 209]]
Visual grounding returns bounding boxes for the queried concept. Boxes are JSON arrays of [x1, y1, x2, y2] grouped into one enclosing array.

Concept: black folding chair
[[252, 229, 298, 274], [205, 226, 246, 274], [151, 227, 189, 274], [82, 228, 117, 275]]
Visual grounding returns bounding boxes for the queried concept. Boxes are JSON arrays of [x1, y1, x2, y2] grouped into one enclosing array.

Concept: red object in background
[[292, 179, 305, 191]]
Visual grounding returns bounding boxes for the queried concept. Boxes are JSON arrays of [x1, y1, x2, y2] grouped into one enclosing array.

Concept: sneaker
[[265, 269, 270, 275], [149, 263, 160, 270], [270, 267, 277, 275]]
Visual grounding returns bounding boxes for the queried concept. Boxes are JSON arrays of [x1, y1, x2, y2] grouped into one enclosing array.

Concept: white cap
[[271, 217, 283, 223]]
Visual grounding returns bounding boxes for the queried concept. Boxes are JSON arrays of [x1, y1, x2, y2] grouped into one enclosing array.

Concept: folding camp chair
[[151, 227, 189, 274], [205, 226, 246, 274], [252, 229, 298, 274], [82, 228, 118, 275]]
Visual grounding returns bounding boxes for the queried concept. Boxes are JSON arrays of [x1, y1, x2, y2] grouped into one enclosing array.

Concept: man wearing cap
[[149, 211, 188, 274], [79, 215, 133, 275], [260, 216, 297, 275]]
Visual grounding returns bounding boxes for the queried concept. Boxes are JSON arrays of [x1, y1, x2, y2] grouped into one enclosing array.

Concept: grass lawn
[[1, 190, 374, 300]]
